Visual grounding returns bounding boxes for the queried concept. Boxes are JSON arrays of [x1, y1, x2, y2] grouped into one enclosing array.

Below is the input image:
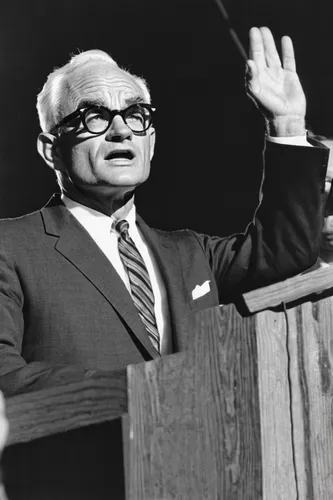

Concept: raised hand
[[246, 27, 306, 137]]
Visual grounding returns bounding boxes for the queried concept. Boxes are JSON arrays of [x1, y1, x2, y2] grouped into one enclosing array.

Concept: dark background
[[0, 0, 332, 235]]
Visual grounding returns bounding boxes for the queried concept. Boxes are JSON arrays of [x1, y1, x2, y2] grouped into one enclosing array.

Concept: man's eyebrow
[[124, 95, 145, 106], [77, 98, 105, 108]]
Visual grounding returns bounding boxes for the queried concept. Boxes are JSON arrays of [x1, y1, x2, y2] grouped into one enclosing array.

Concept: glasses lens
[[124, 104, 152, 132], [84, 107, 110, 133]]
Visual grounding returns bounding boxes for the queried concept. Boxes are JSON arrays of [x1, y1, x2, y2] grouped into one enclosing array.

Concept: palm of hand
[[250, 66, 306, 118]]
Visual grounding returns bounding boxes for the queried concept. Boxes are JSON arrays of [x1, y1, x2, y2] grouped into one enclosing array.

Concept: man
[[319, 138, 333, 265], [304, 133, 333, 267], [0, 27, 328, 396]]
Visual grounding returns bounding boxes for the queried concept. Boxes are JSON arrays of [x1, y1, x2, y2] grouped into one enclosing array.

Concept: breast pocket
[[188, 280, 217, 311]]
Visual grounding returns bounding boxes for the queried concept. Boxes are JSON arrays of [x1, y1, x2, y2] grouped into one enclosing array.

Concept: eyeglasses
[[52, 103, 156, 136]]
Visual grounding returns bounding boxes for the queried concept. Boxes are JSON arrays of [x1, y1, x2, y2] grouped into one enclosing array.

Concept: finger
[[281, 36, 296, 72], [249, 27, 266, 71], [260, 26, 282, 68], [245, 60, 261, 96]]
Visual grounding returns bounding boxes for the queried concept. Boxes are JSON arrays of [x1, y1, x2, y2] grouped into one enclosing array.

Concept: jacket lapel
[[41, 197, 159, 360], [137, 216, 190, 352]]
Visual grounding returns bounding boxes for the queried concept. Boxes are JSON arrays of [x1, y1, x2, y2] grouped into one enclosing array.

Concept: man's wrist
[[265, 115, 306, 137]]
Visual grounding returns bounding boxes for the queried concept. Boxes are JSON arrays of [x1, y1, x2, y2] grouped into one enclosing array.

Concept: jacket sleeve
[[191, 140, 329, 303]]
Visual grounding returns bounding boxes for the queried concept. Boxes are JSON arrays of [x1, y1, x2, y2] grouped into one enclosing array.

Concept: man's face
[[54, 61, 155, 196], [321, 139, 333, 255]]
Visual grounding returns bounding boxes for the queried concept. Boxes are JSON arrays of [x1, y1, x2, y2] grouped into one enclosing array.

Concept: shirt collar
[[61, 194, 137, 233], [111, 202, 137, 233]]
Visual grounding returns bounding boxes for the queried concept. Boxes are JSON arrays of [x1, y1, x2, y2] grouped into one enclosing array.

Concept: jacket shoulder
[[0, 210, 44, 245]]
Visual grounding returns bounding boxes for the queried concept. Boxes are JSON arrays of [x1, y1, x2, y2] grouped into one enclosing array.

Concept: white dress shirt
[[62, 195, 173, 355], [318, 258, 331, 268]]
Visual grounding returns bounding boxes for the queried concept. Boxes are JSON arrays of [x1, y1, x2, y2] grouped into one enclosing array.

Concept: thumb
[[246, 60, 260, 95]]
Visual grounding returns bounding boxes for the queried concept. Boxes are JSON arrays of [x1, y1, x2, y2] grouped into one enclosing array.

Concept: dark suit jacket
[[0, 141, 328, 396]]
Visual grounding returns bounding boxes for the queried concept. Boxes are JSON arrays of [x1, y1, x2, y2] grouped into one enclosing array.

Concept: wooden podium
[[2, 266, 333, 499]]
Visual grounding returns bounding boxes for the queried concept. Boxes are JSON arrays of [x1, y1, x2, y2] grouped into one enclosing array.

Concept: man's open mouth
[[106, 150, 135, 160]]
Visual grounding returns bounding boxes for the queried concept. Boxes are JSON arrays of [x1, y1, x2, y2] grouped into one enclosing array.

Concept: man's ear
[[149, 127, 156, 161], [37, 133, 65, 172]]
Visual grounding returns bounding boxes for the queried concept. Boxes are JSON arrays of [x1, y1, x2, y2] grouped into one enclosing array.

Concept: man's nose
[[105, 115, 133, 141]]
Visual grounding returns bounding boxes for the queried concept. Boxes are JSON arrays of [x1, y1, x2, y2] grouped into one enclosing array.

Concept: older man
[[318, 138, 333, 265], [303, 134, 333, 267], [0, 27, 328, 396]]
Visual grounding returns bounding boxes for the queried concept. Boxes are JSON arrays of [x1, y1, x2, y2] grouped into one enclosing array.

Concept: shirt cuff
[[266, 133, 313, 147]]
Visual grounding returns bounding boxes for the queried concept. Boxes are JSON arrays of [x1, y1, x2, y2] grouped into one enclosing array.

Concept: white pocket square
[[192, 280, 211, 300]]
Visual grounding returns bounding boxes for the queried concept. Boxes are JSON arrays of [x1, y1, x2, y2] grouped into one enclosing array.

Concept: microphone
[[212, 0, 248, 61]]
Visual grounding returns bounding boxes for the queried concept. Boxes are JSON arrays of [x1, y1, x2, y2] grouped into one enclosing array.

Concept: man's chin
[[98, 171, 149, 188]]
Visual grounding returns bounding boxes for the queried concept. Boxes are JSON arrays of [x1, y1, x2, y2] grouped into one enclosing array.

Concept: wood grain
[[127, 305, 262, 500], [243, 266, 333, 313], [286, 298, 333, 499], [255, 309, 297, 500], [5, 370, 127, 445]]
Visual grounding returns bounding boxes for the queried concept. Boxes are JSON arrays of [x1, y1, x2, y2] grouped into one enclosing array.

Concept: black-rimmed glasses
[[52, 103, 156, 135]]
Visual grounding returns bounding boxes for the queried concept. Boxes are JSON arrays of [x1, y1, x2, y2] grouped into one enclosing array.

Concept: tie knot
[[116, 219, 129, 236]]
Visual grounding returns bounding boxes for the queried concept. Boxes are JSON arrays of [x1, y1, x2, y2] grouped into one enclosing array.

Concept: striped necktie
[[116, 219, 160, 352]]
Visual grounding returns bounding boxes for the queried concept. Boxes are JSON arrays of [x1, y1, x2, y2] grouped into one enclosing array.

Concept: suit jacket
[[0, 141, 328, 396]]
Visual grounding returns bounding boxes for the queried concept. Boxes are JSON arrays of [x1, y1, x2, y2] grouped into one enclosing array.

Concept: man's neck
[[61, 184, 135, 219]]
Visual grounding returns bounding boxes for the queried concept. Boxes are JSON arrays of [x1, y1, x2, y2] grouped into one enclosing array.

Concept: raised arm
[[192, 28, 328, 300]]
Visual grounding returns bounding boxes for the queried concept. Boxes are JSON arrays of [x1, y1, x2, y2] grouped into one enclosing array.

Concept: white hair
[[36, 49, 151, 133]]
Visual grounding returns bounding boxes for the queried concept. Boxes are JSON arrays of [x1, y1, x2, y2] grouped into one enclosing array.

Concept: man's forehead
[[63, 61, 143, 109]]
